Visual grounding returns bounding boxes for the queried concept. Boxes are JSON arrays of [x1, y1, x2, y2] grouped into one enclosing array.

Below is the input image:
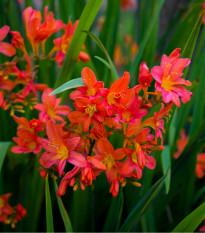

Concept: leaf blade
[[53, 178, 73, 232], [172, 202, 205, 232], [45, 176, 54, 232], [0, 142, 10, 172]]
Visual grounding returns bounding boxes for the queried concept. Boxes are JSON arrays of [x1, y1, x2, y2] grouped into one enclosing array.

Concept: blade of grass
[[0, 142, 10, 172], [54, 0, 103, 90], [130, 0, 165, 85], [119, 172, 167, 232], [172, 202, 205, 232], [53, 178, 73, 232], [94, 56, 111, 69], [84, 31, 119, 82], [161, 145, 171, 194], [45, 175, 54, 232], [103, 187, 124, 232], [165, 4, 203, 55]]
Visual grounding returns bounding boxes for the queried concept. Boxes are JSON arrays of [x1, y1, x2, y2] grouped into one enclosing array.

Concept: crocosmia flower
[[51, 21, 90, 67], [151, 48, 192, 107], [34, 88, 71, 124], [0, 193, 13, 222], [23, 6, 64, 55], [40, 120, 87, 176], [0, 26, 16, 57]]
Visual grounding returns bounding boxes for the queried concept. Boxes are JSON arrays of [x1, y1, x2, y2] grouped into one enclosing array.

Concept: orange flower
[[95, 138, 128, 196], [196, 153, 205, 178], [34, 88, 71, 124], [23, 6, 64, 55], [0, 193, 13, 222], [57, 156, 106, 196], [0, 26, 16, 57], [11, 116, 43, 154], [142, 103, 173, 144], [40, 120, 87, 176], [68, 96, 107, 132], [51, 21, 90, 67], [70, 67, 104, 100], [10, 31, 27, 55], [173, 129, 189, 159]]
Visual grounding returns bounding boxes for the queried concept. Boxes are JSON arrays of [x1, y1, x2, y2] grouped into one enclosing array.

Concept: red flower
[[68, 96, 107, 132]]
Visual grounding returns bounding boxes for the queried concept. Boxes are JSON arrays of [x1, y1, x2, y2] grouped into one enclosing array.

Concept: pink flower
[[34, 88, 71, 123], [40, 120, 87, 176], [0, 26, 16, 57], [151, 48, 192, 107]]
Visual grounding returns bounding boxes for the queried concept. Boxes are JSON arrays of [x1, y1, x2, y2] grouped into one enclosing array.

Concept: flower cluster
[[0, 193, 26, 228], [10, 48, 193, 197], [0, 6, 89, 115]]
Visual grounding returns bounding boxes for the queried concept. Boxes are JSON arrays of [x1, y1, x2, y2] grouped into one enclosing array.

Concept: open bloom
[[40, 120, 87, 176], [70, 67, 104, 100], [11, 116, 43, 154], [95, 138, 128, 197], [68, 96, 107, 132], [151, 48, 192, 107], [51, 21, 90, 67], [23, 6, 64, 55], [34, 88, 71, 123], [0, 26, 16, 56], [142, 103, 173, 144]]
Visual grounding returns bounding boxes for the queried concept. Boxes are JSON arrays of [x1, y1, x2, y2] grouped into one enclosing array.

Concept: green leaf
[[84, 31, 119, 82], [51, 78, 84, 95], [181, 10, 204, 78], [94, 56, 111, 69], [54, 0, 103, 89], [0, 142, 10, 172], [130, 0, 165, 85], [172, 202, 205, 232], [161, 145, 171, 194], [119, 173, 167, 232], [53, 179, 73, 232], [165, 5, 203, 56], [103, 187, 124, 232], [45, 176, 54, 232]]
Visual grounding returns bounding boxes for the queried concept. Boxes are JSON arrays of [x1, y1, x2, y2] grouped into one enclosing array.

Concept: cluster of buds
[[0, 193, 26, 228], [11, 47, 193, 197]]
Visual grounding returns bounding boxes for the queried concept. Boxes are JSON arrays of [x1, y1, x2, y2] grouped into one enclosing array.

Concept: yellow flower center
[[28, 142, 37, 150], [103, 154, 115, 171], [85, 104, 97, 117], [0, 198, 4, 209], [47, 107, 56, 119], [57, 145, 69, 160], [161, 75, 173, 91]]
